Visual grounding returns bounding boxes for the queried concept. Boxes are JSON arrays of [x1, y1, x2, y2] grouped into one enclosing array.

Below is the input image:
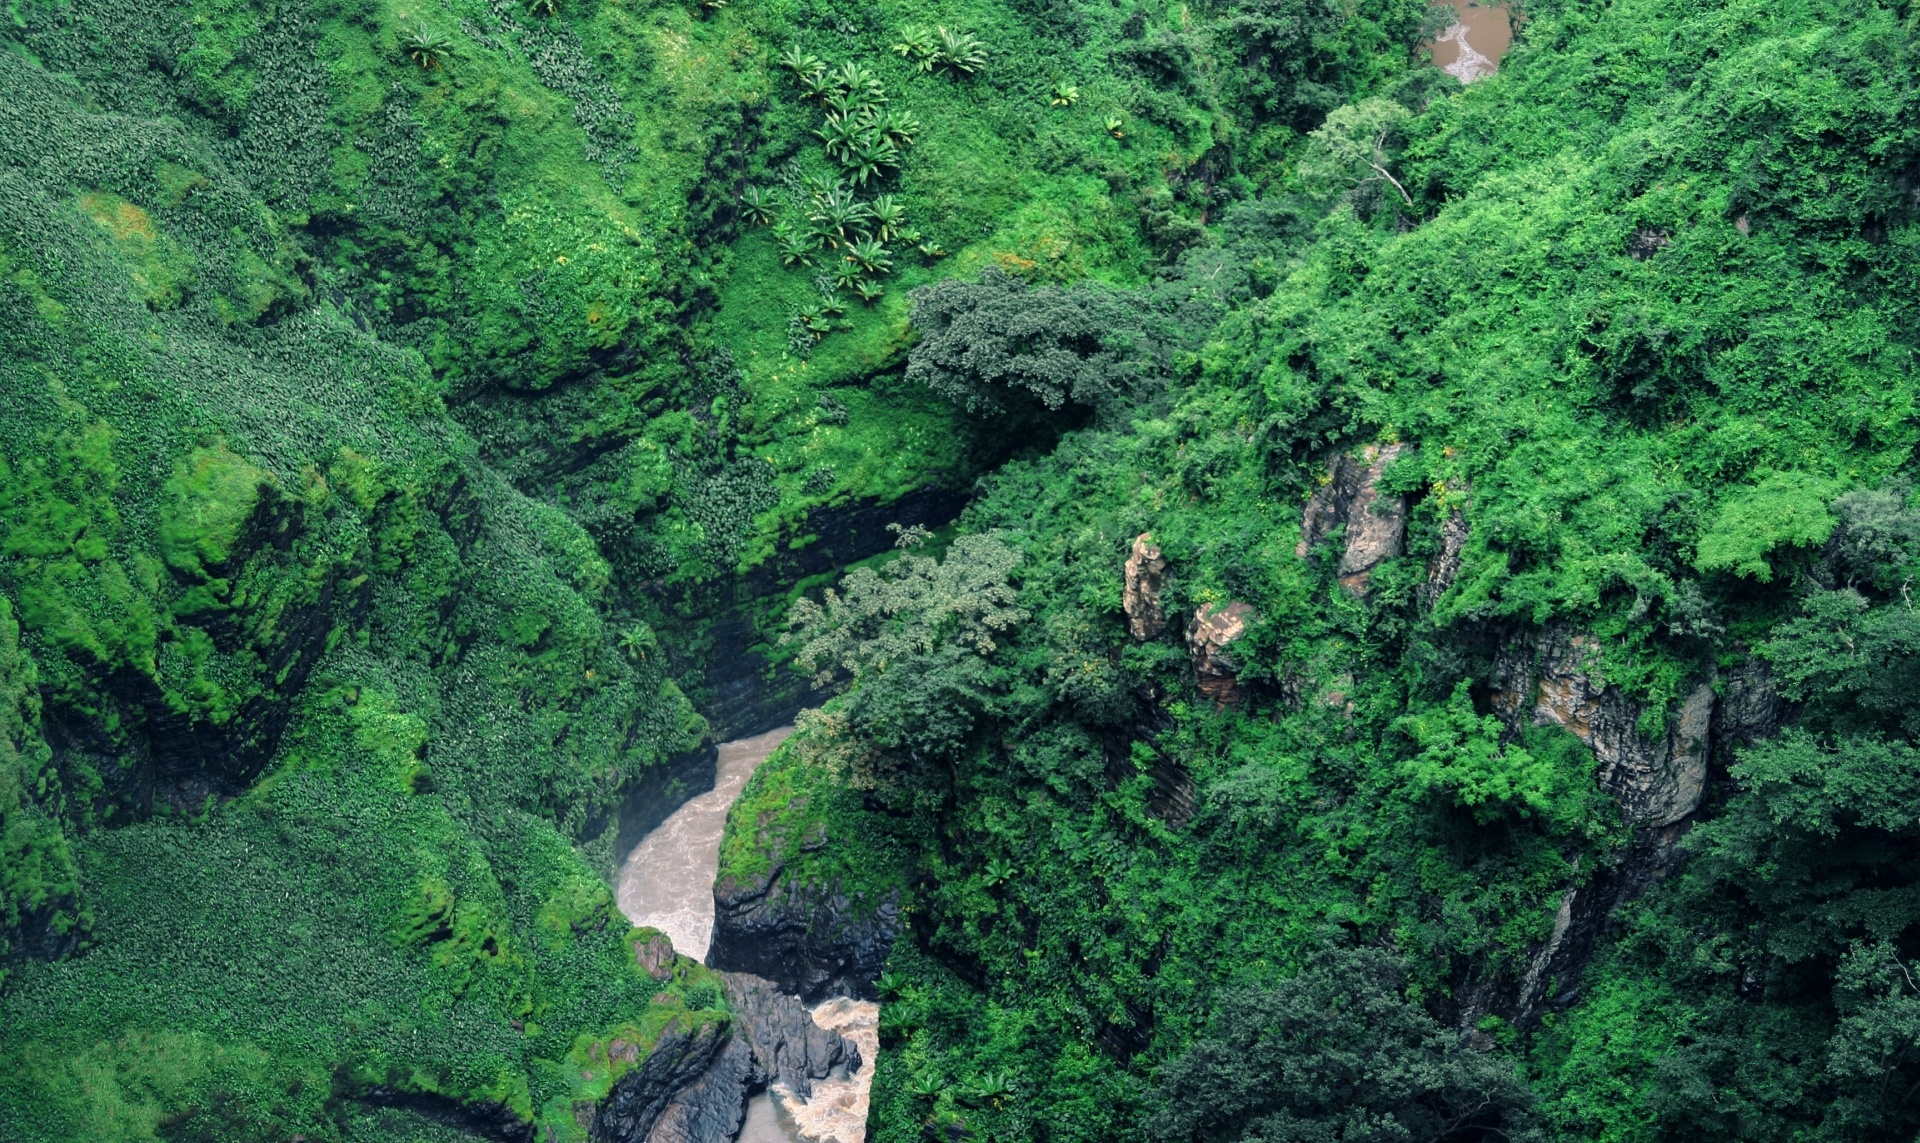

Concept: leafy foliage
[[1151, 948, 1542, 1142], [905, 268, 1146, 415]]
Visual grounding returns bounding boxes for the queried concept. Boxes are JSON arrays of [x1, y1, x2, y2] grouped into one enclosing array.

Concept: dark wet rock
[[640, 1037, 752, 1143], [590, 1018, 729, 1143], [708, 867, 902, 1004], [723, 972, 861, 1096], [669, 486, 970, 740], [1296, 442, 1408, 596], [1123, 533, 1170, 641], [625, 976, 861, 1143], [1188, 602, 1255, 707], [1715, 656, 1788, 761]]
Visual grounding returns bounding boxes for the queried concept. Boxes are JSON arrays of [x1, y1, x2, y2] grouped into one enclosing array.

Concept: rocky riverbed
[[615, 728, 880, 1143]]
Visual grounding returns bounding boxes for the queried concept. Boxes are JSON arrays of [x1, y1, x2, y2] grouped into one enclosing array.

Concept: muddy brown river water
[[1431, 0, 1513, 82], [616, 727, 878, 1143]]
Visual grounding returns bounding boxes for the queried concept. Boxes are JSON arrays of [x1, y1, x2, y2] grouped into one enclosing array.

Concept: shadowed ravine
[[616, 728, 879, 1143]]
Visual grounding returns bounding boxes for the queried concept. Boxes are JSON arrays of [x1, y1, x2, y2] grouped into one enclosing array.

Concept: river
[[615, 727, 878, 1143], [1431, 0, 1512, 82]]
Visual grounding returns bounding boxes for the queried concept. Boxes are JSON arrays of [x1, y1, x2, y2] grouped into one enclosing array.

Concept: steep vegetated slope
[[717, 0, 1920, 1139], [0, 0, 1429, 1131], [6, 0, 1916, 1133]]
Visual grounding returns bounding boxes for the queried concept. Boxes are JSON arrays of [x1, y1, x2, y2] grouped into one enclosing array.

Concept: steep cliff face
[[672, 486, 972, 741], [593, 974, 861, 1143], [590, 1019, 733, 1143], [709, 868, 903, 1004], [1495, 629, 1716, 827], [1471, 628, 1788, 1028]]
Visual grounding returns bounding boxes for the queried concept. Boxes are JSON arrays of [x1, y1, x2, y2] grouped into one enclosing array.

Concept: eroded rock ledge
[[707, 861, 902, 1004], [588, 975, 862, 1143]]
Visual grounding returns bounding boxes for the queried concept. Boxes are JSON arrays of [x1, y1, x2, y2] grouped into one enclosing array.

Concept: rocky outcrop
[[708, 870, 902, 1004], [1189, 602, 1255, 707], [1495, 630, 1713, 826], [1423, 508, 1469, 606], [614, 975, 862, 1143], [1296, 442, 1408, 595], [640, 1038, 754, 1143], [591, 1019, 731, 1143], [1123, 534, 1170, 640], [1469, 631, 1787, 1033], [722, 972, 861, 1098], [632, 930, 676, 980]]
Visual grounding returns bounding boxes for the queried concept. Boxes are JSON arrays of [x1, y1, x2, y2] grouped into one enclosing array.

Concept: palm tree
[[934, 27, 986, 76], [867, 195, 905, 241], [776, 225, 817, 266], [740, 186, 774, 226], [1050, 81, 1078, 106], [891, 25, 937, 72], [853, 278, 884, 306], [815, 112, 860, 161], [779, 45, 824, 82], [808, 189, 871, 246], [843, 134, 901, 186], [848, 237, 892, 274], [1105, 114, 1126, 138], [799, 69, 836, 102], [874, 108, 921, 147], [402, 24, 455, 70], [833, 61, 885, 103]]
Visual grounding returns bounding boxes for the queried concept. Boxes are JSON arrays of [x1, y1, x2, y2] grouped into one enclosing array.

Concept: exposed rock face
[[1123, 534, 1170, 640], [640, 1038, 752, 1143], [1715, 657, 1788, 762], [678, 486, 971, 741], [708, 869, 902, 1004], [1423, 508, 1469, 606], [590, 1018, 730, 1143], [1296, 442, 1408, 595], [638, 975, 860, 1143], [722, 972, 861, 1098], [1498, 630, 1714, 826], [1472, 631, 1778, 1032], [1189, 602, 1256, 706]]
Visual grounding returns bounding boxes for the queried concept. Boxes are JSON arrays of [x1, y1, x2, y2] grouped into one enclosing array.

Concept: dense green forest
[[3, 0, 1919, 1132]]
